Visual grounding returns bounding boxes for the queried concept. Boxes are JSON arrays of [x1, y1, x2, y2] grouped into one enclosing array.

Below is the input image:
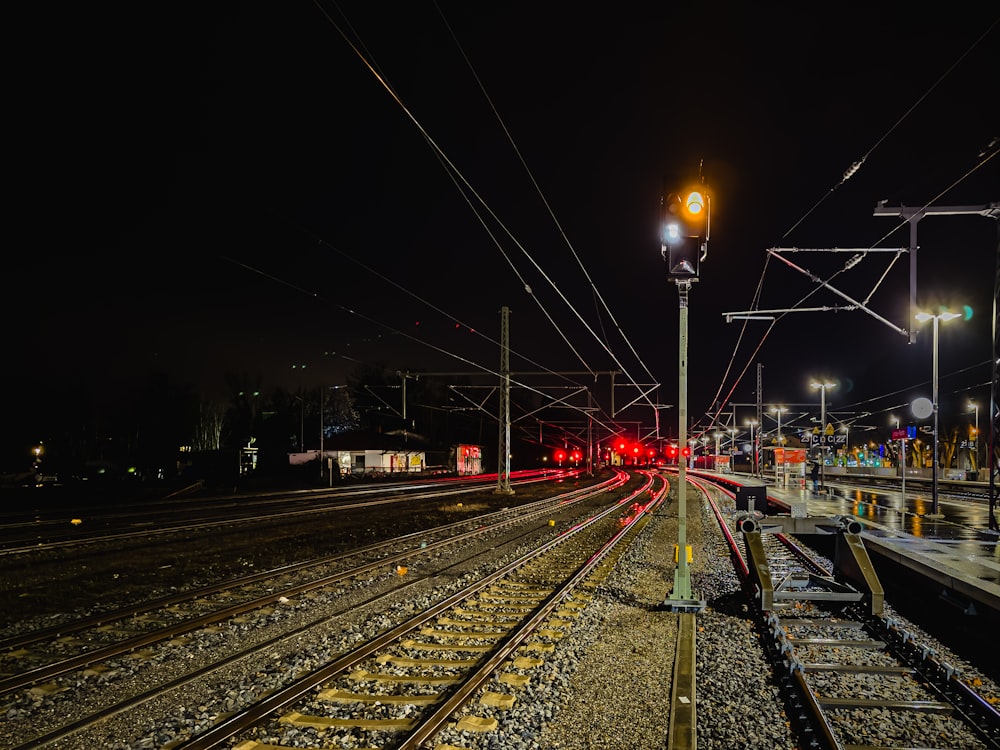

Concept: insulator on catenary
[[841, 158, 865, 182]]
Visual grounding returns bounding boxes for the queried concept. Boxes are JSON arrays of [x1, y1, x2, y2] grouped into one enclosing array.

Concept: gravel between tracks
[[4, 477, 997, 749], [530, 482, 797, 750]]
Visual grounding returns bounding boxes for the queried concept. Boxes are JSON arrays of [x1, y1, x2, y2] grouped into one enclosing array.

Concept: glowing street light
[[810, 381, 836, 494], [770, 407, 786, 485], [915, 310, 962, 517]]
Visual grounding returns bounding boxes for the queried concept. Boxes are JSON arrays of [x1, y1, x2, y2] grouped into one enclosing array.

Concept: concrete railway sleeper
[[2, 473, 635, 749], [694, 474, 1000, 750], [165, 475, 668, 750]]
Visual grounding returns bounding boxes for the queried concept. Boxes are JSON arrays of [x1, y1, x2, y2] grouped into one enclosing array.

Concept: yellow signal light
[[685, 191, 705, 215]]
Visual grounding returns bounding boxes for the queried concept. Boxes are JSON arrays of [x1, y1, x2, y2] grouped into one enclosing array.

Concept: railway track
[[0, 470, 577, 554], [168, 474, 668, 750], [2, 471, 645, 749], [695, 475, 1000, 750]]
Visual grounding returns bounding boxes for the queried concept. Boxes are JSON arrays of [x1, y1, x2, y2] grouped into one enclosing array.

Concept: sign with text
[[775, 448, 807, 464], [891, 426, 917, 441], [802, 433, 846, 445]]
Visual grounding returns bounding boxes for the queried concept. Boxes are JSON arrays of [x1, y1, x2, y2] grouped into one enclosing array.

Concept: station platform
[[695, 471, 1000, 615]]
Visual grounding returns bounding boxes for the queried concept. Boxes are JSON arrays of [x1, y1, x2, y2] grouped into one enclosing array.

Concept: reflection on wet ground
[[775, 481, 1000, 588], [807, 484, 996, 540]]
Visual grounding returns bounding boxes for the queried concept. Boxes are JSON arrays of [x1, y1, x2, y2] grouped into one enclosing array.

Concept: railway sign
[[801, 433, 846, 445]]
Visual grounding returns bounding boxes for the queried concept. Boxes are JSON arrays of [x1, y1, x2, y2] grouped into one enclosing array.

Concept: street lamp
[[728, 427, 738, 474], [810, 381, 836, 494], [745, 419, 758, 477], [770, 407, 786, 485], [292, 363, 308, 454], [967, 401, 979, 474], [891, 415, 908, 500], [915, 310, 962, 517]]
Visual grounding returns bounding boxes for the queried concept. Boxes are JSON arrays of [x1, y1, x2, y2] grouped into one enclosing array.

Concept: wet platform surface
[[699, 471, 1000, 613]]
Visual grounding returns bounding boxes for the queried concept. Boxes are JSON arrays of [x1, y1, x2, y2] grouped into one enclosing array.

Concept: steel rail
[[169, 474, 659, 750], [0, 475, 627, 695]]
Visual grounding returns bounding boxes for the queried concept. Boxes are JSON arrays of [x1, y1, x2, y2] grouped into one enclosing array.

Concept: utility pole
[[496, 306, 514, 495], [873, 202, 999, 343], [755, 363, 763, 478], [876, 201, 999, 528]]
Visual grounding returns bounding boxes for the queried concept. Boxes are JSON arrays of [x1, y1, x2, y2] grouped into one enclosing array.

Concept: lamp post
[[292, 363, 308, 454], [745, 419, 758, 477], [729, 427, 737, 474], [770, 407, 785, 485], [810, 381, 836, 494], [967, 401, 979, 474], [320, 385, 346, 484], [899, 421, 907, 500], [915, 310, 961, 517]]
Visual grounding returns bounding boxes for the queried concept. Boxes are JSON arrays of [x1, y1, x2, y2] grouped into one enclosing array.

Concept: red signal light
[[666, 446, 678, 458], [681, 447, 691, 457]]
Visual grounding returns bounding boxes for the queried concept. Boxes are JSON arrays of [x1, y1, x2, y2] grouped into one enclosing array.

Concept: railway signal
[[661, 173, 709, 613], [661, 188, 709, 279]]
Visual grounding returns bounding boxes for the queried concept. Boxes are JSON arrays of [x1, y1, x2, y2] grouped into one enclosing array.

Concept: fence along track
[[695, 475, 1000, 750], [170, 474, 666, 750]]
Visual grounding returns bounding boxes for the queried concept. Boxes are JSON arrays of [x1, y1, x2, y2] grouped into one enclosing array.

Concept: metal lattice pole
[[496, 306, 513, 495]]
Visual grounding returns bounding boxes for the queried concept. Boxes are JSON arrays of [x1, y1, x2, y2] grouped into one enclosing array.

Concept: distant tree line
[[2, 363, 492, 483]]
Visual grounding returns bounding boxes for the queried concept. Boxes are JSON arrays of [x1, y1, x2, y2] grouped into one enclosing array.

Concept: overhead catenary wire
[[221, 252, 624, 436], [700, 17, 998, 434], [301, 4, 994, 449], [432, 1, 662, 391], [313, 0, 663, 419]]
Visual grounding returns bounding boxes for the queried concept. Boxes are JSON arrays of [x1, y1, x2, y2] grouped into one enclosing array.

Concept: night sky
[[6, 4, 998, 452]]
